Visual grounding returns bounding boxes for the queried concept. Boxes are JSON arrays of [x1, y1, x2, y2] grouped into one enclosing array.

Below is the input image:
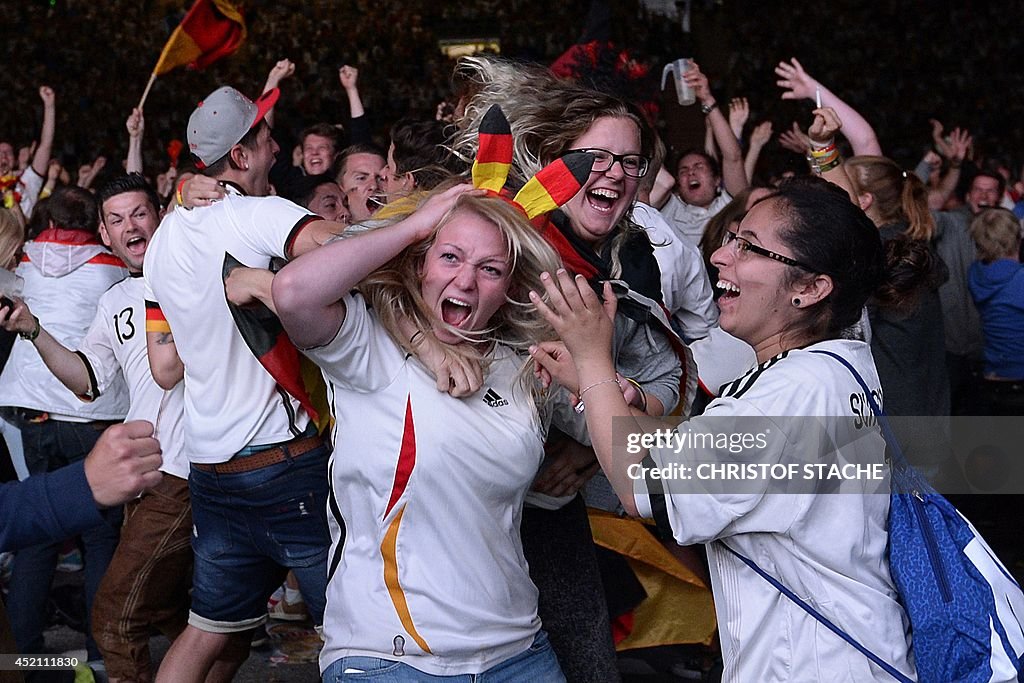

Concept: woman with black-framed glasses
[[452, 56, 688, 683], [536, 176, 917, 682]]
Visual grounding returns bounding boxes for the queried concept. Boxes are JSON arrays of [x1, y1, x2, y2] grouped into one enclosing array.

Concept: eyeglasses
[[566, 148, 650, 178], [721, 230, 815, 271]]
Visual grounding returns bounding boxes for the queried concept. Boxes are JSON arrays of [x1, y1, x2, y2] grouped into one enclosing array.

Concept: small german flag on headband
[[145, 301, 171, 334], [512, 151, 593, 221], [471, 105, 593, 222], [472, 105, 513, 194]]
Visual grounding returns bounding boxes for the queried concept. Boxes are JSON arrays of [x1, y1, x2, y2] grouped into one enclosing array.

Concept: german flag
[[145, 301, 171, 334], [222, 254, 319, 424], [512, 151, 593, 221], [471, 105, 513, 194], [153, 0, 246, 76]]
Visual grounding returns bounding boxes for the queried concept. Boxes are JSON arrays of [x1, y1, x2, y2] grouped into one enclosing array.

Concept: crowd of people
[[0, 2, 1023, 683]]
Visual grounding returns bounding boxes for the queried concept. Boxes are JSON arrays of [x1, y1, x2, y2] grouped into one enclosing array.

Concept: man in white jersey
[[143, 86, 346, 683], [0, 173, 190, 682]]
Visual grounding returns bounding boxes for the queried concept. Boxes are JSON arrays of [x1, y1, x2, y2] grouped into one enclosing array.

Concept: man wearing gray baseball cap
[[144, 85, 346, 682]]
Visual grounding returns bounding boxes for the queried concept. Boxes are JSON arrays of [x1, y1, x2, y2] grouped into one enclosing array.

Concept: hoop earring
[[792, 297, 801, 307]]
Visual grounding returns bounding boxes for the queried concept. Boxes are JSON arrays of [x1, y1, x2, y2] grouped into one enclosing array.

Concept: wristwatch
[[700, 101, 718, 115]]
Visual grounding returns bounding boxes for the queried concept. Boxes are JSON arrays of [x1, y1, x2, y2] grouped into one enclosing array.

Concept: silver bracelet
[[573, 377, 619, 414]]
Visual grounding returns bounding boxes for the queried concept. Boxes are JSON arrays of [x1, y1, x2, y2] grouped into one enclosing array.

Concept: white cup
[[661, 58, 696, 106]]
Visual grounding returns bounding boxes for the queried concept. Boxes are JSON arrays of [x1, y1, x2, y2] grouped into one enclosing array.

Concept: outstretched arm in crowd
[[0, 299, 91, 396], [808, 107, 857, 202], [728, 97, 749, 143], [339, 66, 364, 119], [744, 120, 772, 184], [262, 59, 295, 129], [687, 62, 748, 196], [649, 167, 675, 209], [39, 160, 61, 200], [273, 184, 477, 349], [776, 58, 882, 157], [125, 108, 144, 175], [927, 120, 971, 210], [340, 66, 371, 145], [778, 121, 812, 156], [77, 156, 107, 190], [30, 86, 56, 178]]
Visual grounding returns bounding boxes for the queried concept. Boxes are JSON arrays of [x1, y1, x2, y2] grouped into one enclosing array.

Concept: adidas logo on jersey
[[483, 388, 508, 407]]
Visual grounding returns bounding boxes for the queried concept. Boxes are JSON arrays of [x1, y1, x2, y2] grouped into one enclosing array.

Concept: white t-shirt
[[0, 236, 129, 420], [144, 186, 316, 462], [309, 293, 543, 676], [77, 275, 188, 479], [659, 191, 732, 248], [634, 340, 913, 682], [17, 166, 44, 218], [631, 201, 718, 342]]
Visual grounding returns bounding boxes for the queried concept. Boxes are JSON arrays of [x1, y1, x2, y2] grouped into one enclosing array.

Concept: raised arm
[[687, 62, 747, 196], [744, 120, 773, 184], [30, 86, 56, 177], [125, 108, 144, 175], [262, 59, 295, 129], [808, 107, 857, 202], [728, 97, 749, 142], [77, 156, 106, 190], [928, 120, 970, 210], [531, 272, 644, 516], [273, 184, 476, 348], [776, 58, 882, 156], [649, 167, 676, 209], [339, 66, 365, 120]]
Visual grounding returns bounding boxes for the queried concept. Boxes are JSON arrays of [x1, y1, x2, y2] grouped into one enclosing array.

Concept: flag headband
[[471, 105, 593, 224]]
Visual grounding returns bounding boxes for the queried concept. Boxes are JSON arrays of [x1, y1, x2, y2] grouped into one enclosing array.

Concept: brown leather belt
[[193, 435, 324, 474]]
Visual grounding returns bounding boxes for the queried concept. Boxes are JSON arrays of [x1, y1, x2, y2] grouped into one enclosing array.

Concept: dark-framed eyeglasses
[[721, 230, 815, 271], [566, 148, 650, 178]]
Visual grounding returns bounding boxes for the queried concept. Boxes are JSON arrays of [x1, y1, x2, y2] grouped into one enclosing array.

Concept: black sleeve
[[347, 114, 372, 146]]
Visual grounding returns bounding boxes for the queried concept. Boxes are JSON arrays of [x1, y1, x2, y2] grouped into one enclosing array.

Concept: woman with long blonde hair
[[274, 182, 571, 682]]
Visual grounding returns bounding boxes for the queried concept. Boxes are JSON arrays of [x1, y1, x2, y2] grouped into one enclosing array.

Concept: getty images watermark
[[612, 416, 1024, 495]]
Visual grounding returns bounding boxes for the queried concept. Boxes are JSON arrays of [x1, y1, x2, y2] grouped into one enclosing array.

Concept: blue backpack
[[727, 350, 1024, 682]]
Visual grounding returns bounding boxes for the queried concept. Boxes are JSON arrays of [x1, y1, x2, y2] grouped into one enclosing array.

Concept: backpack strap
[[719, 542, 914, 683], [716, 348, 914, 682], [809, 349, 903, 464]]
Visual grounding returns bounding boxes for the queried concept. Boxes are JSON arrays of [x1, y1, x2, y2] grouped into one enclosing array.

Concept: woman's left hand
[[530, 271, 616, 364]]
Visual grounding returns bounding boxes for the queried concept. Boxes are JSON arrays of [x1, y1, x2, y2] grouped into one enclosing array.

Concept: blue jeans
[[321, 631, 565, 682], [6, 419, 121, 662], [187, 441, 331, 631]]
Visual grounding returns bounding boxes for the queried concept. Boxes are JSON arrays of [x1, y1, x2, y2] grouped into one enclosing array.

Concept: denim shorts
[[187, 442, 331, 632], [321, 630, 565, 682]]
